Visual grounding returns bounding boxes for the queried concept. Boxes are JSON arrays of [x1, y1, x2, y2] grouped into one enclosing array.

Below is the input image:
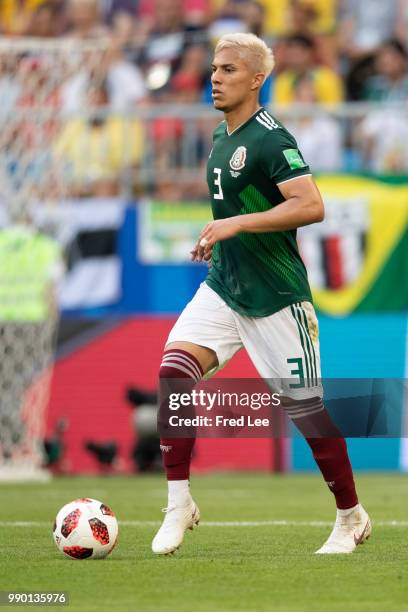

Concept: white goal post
[[0, 36, 108, 481]]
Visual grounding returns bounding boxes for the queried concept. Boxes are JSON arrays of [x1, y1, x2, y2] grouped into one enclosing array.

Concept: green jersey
[[206, 107, 313, 317]]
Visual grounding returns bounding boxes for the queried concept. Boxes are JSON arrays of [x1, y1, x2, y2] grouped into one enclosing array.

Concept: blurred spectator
[[209, 0, 248, 43], [0, 56, 60, 198], [0, 54, 20, 118], [149, 42, 209, 198], [210, 0, 337, 39], [111, 13, 157, 70], [284, 75, 343, 172], [60, 40, 146, 113], [240, 0, 265, 37], [109, 8, 140, 59], [338, 0, 399, 60], [362, 40, 408, 101], [338, 0, 400, 100], [16, 55, 60, 106], [102, 0, 145, 66], [208, 0, 269, 42], [140, 0, 208, 96], [283, 0, 338, 68], [171, 42, 209, 96], [102, 0, 139, 25], [139, 0, 209, 27], [396, 0, 408, 45], [150, 109, 194, 198], [65, 0, 110, 39], [25, 0, 66, 37], [105, 40, 148, 110], [55, 80, 144, 197], [272, 34, 344, 105], [358, 109, 408, 174], [0, 0, 45, 35]]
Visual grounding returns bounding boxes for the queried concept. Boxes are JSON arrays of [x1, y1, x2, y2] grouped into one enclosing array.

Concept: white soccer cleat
[[315, 504, 371, 554], [152, 497, 200, 555]]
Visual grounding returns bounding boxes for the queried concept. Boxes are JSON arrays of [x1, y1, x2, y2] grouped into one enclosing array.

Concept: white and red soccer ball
[[53, 498, 118, 559]]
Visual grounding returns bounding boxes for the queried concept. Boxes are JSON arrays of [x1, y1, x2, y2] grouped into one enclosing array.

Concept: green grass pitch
[[0, 473, 407, 611]]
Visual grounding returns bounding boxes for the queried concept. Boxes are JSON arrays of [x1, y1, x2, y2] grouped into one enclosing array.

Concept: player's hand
[[190, 242, 213, 262], [191, 218, 240, 262], [194, 218, 240, 260]]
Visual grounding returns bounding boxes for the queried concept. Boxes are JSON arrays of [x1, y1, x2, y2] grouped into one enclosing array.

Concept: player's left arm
[[236, 174, 324, 232], [195, 175, 324, 257]]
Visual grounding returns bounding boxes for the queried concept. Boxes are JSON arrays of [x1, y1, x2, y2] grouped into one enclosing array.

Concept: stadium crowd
[[0, 0, 408, 197]]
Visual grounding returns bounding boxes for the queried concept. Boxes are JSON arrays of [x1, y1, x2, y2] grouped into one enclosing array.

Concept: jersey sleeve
[[259, 129, 311, 184]]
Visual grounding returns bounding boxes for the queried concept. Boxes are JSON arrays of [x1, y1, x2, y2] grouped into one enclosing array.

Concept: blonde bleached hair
[[214, 33, 275, 78]]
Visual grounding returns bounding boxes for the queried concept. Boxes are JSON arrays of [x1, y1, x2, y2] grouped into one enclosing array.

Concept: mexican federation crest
[[229, 146, 247, 172]]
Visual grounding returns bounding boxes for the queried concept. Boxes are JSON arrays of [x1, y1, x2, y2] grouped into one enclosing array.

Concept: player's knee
[[281, 396, 342, 438], [158, 348, 203, 383], [157, 350, 201, 438], [281, 396, 324, 420]]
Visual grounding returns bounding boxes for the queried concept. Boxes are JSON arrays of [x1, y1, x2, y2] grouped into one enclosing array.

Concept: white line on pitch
[[121, 520, 408, 527], [1, 520, 408, 527]]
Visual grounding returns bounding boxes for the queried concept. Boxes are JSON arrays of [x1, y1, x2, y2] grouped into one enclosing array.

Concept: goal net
[[0, 37, 108, 481]]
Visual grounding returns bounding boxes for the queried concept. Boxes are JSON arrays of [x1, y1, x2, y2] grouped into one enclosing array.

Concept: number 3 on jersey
[[213, 168, 224, 200]]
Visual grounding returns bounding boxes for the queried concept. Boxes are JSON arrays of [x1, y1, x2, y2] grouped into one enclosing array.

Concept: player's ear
[[251, 72, 265, 90]]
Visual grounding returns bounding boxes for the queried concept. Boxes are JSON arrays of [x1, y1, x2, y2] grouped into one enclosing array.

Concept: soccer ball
[[53, 498, 118, 560]]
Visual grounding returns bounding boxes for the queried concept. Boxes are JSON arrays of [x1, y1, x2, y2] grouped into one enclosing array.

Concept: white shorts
[[166, 282, 322, 400]]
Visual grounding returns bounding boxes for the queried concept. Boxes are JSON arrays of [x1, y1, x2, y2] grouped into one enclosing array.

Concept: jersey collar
[[225, 107, 264, 137]]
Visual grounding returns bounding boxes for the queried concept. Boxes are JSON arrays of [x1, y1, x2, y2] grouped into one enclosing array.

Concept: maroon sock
[[158, 349, 203, 481], [159, 437, 195, 480], [306, 437, 358, 509], [287, 398, 359, 510]]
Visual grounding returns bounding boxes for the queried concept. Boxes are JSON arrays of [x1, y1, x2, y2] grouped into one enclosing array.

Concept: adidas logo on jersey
[[256, 111, 279, 131], [230, 170, 241, 178]]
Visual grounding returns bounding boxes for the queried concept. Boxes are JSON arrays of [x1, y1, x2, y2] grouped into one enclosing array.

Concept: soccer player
[[152, 33, 371, 555]]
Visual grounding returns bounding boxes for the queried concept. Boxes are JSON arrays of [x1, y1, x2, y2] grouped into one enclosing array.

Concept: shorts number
[[213, 168, 223, 200], [287, 357, 305, 388]]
